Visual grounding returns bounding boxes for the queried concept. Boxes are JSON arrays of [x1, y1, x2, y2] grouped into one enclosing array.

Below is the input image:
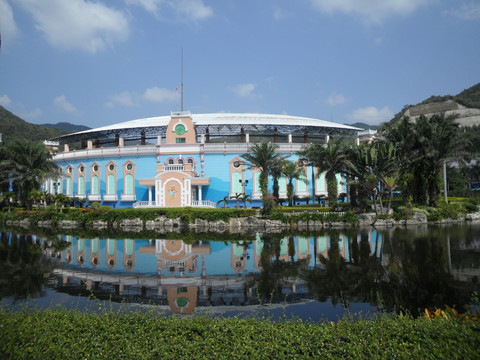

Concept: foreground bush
[[0, 308, 478, 359]]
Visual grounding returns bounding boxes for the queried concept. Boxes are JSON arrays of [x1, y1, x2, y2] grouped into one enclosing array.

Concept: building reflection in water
[[37, 225, 480, 316], [45, 231, 385, 314]]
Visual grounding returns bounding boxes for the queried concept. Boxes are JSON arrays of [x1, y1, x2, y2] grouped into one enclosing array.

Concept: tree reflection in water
[[247, 233, 309, 305], [1, 224, 478, 318], [302, 226, 479, 316], [0, 232, 67, 301]]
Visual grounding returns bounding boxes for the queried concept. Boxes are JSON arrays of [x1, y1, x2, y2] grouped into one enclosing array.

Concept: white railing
[[53, 142, 308, 162], [133, 200, 216, 208], [191, 200, 216, 208], [164, 164, 185, 172], [132, 201, 157, 208]]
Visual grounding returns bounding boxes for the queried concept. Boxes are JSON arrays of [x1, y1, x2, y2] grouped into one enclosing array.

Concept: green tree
[[217, 196, 229, 208], [300, 140, 351, 209], [282, 160, 304, 207], [380, 113, 462, 206], [238, 192, 252, 209], [29, 189, 45, 209], [230, 193, 242, 208], [344, 142, 375, 212], [371, 142, 401, 214], [242, 141, 286, 206], [54, 193, 69, 212], [0, 141, 59, 210]]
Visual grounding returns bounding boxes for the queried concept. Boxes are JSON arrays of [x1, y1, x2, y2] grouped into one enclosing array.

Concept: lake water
[[1, 223, 479, 322]]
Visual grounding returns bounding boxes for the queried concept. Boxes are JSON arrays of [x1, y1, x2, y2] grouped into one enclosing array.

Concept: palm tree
[[217, 196, 229, 208], [54, 193, 69, 212], [1, 141, 59, 209], [282, 160, 304, 207], [300, 140, 351, 209], [344, 142, 375, 212], [368, 142, 401, 214], [238, 192, 252, 209], [242, 140, 286, 201], [269, 158, 285, 204], [380, 113, 462, 206], [29, 189, 45, 209], [230, 193, 242, 208]]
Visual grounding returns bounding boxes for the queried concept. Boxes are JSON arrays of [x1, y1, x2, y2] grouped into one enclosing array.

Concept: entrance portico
[[135, 162, 213, 208]]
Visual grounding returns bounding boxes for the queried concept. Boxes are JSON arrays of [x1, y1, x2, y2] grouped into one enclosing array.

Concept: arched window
[[66, 177, 72, 196], [297, 172, 307, 192], [121, 161, 136, 201], [65, 165, 73, 196], [92, 175, 99, 195], [232, 171, 242, 194], [104, 161, 117, 201], [89, 162, 101, 201], [78, 176, 85, 195], [107, 174, 116, 195], [125, 174, 134, 195]]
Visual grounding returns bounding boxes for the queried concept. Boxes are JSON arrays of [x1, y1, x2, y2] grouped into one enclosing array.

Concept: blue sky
[[0, 0, 479, 128]]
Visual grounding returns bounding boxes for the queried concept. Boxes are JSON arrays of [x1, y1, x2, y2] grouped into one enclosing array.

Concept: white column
[[148, 186, 153, 203], [198, 185, 203, 202], [246, 133, 250, 143], [288, 134, 292, 143], [119, 138, 124, 147]]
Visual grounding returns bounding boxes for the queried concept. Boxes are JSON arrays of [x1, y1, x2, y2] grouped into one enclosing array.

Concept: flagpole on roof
[[181, 47, 184, 112]]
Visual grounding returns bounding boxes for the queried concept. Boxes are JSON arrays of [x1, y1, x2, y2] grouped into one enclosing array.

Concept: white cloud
[[16, 0, 129, 53], [126, 0, 213, 21], [143, 87, 177, 103], [310, 0, 432, 24], [53, 95, 77, 113], [0, 0, 20, 50], [0, 94, 12, 107], [110, 91, 137, 107], [231, 83, 257, 98], [347, 106, 394, 125], [326, 93, 347, 106], [444, 2, 480, 20]]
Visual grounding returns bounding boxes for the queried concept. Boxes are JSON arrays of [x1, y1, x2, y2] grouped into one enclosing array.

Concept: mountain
[[0, 105, 68, 144], [40, 122, 90, 132], [391, 82, 480, 126], [347, 122, 378, 130]]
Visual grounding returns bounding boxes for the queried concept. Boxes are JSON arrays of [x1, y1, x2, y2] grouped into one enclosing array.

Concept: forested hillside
[[0, 106, 67, 144]]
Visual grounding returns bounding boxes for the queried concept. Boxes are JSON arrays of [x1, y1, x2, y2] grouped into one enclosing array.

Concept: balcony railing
[[53, 142, 306, 162], [133, 200, 216, 208]]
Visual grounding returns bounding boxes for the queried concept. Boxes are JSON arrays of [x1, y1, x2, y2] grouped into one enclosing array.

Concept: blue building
[[48, 112, 360, 208]]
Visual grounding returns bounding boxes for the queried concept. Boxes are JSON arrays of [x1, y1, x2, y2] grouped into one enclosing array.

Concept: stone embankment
[[4, 212, 480, 234]]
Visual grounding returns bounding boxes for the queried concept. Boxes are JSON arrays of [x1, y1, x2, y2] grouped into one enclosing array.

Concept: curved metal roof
[[54, 112, 361, 144]]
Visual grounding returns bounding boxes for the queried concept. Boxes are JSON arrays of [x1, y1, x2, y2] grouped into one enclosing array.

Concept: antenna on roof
[[181, 47, 184, 112]]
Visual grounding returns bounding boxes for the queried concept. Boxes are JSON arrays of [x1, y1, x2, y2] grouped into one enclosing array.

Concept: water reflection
[[0, 233, 67, 301], [1, 224, 479, 319]]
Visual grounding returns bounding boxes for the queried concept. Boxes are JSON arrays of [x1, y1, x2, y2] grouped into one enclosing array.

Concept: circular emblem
[[233, 161, 241, 168], [175, 124, 186, 135]]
